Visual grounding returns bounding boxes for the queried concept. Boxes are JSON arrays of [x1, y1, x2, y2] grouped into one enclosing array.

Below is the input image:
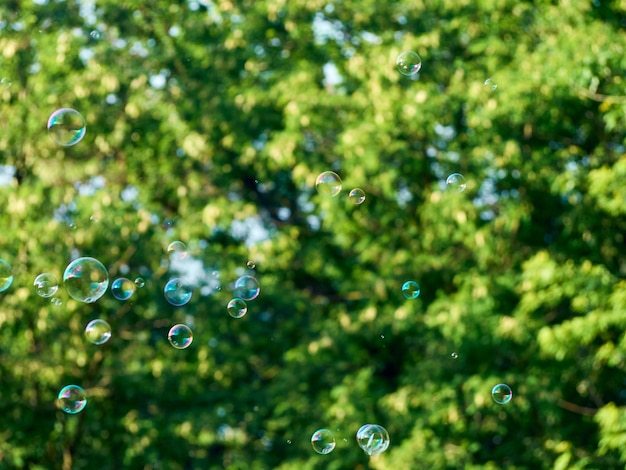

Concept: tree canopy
[[1, 0, 626, 468]]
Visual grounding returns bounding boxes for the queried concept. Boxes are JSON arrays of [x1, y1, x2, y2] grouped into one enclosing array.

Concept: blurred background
[[1, 0, 626, 468]]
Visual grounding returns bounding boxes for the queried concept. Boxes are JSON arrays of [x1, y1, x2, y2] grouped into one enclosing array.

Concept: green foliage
[[0, 0, 625, 468]]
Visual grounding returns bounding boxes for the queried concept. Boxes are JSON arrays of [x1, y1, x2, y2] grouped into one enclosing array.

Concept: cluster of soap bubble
[[315, 171, 366, 205], [311, 424, 390, 456]]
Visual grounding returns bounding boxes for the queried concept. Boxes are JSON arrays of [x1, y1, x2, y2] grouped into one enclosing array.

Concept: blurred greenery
[[1, 0, 626, 468]]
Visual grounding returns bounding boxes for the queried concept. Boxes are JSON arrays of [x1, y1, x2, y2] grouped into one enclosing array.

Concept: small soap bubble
[[57, 385, 87, 414], [51, 297, 63, 306], [234, 275, 260, 301], [111, 277, 135, 300], [34, 273, 59, 298], [227, 298, 248, 318], [356, 424, 390, 456], [446, 173, 467, 193], [492, 384, 512, 404], [396, 50, 422, 76], [484, 78, 497, 91], [0, 259, 14, 293], [47, 108, 86, 146], [134, 277, 145, 288], [1, 77, 12, 88], [246, 260, 256, 269], [349, 188, 366, 204], [451, 352, 458, 359], [167, 241, 188, 260], [401, 280, 420, 299], [168, 324, 193, 349], [311, 429, 336, 455], [287, 440, 292, 445], [315, 171, 342, 198], [164, 278, 192, 306], [84, 319, 112, 345], [63, 257, 109, 303]]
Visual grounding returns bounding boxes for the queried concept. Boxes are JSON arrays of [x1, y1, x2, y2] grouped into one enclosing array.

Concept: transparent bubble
[[84, 319, 112, 345], [50, 297, 63, 307], [396, 51, 422, 76], [0, 259, 14, 293], [311, 429, 336, 455], [47, 108, 86, 146], [57, 385, 87, 414], [134, 277, 145, 288], [484, 78, 497, 91], [167, 241, 188, 260], [168, 324, 193, 349], [227, 298, 248, 318], [315, 171, 342, 198], [234, 275, 260, 301], [111, 277, 135, 300], [0, 77, 12, 88], [451, 352, 458, 359], [246, 260, 256, 269], [34, 273, 59, 298], [401, 280, 420, 299], [164, 278, 192, 306], [63, 257, 109, 303], [356, 424, 390, 456], [446, 173, 467, 193], [492, 383, 513, 404], [349, 188, 366, 204]]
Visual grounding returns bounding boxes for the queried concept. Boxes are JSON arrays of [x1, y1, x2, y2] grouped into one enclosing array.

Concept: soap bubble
[[446, 173, 467, 193], [401, 280, 420, 299], [246, 260, 256, 269], [167, 241, 188, 260], [0, 259, 14, 293], [57, 385, 87, 414], [111, 277, 135, 300], [356, 424, 390, 456], [63, 257, 109, 303], [50, 297, 63, 307], [491, 383, 512, 404], [451, 352, 458, 359], [315, 171, 342, 197], [34, 273, 59, 298], [47, 108, 86, 146], [484, 78, 498, 91], [164, 278, 192, 306], [0, 77, 12, 88], [168, 324, 193, 349], [349, 188, 366, 204], [84, 319, 112, 345], [227, 298, 248, 318], [134, 277, 145, 288], [396, 51, 422, 76], [234, 275, 260, 301], [311, 429, 336, 454]]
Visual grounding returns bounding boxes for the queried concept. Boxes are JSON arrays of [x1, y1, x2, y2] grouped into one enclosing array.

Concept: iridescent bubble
[[63, 257, 109, 303], [134, 277, 145, 288], [234, 275, 260, 301], [356, 424, 390, 456], [484, 78, 498, 91], [168, 324, 193, 349], [491, 383, 513, 404], [349, 188, 366, 204], [84, 319, 112, 345], [167, 241, 188, 260], [401, 280, 420, 299], [47, 108, 86, 146], [227, 298, 248, 318], [446, 173, 467, 193], [50, 297, 63, 307], [315, 171, 342, 198], [396, 51, 422, 76], [246, 260, 256, 269], [0, 259, 14, 293], [311, 429, 336, 455], [0, 77, 12, 89], [34, 273, 59, 298], [164, 278, 192, 306], [111, 277, 135, 300], [451, 352, 458, 359], [57, 385, 87, 414]]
